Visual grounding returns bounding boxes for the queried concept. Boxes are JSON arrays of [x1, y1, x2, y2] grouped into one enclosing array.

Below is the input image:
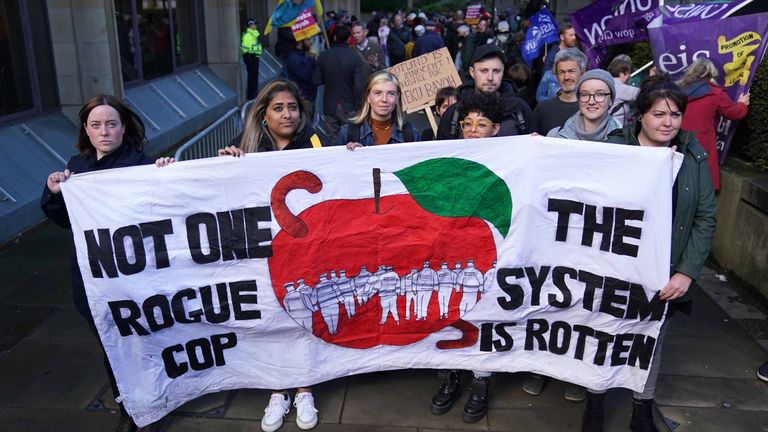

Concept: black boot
[[462, 374, 491, 423], [115, 404, 137, 432], [629, 398, 659, 432], [431, 369, 461, 415], [581, 392, 605, 432]]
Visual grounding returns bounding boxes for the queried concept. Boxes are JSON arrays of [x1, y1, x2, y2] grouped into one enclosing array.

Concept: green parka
[[608, 125, 717, 304]]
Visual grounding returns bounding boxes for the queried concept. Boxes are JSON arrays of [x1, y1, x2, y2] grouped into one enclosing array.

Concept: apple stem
[[373, 168, 381, 214]]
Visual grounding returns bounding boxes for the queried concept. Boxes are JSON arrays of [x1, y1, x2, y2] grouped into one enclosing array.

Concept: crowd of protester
[[43, 6, 759, 432]]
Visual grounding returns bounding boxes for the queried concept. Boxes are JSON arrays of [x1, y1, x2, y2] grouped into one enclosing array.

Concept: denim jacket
[[336, 120, 420, 146]]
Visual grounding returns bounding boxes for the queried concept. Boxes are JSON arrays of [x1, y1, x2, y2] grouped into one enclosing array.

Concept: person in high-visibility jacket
[[241, 18, 263, 99]]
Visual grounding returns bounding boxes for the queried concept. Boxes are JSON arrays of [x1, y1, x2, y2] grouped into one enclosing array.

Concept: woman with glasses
[[580, 74, 716, 432], [430, 91, 502, 425], [340, 70, 419, 149], [547, 69, 623, 142]]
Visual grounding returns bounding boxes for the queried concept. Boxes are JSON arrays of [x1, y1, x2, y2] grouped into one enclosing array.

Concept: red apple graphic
[[268, 158, 512, 349]]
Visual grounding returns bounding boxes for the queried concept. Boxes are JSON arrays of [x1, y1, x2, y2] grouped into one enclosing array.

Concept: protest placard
[[386, 47, 462, 132], [466, 5, 482, 25], [62, 137, 675, 427], [290, 8, 320, 41]]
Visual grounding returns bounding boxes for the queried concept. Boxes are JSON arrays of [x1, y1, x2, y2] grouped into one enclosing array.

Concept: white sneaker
[[261, 393, 291, 432], [294, 392, 319, 430]]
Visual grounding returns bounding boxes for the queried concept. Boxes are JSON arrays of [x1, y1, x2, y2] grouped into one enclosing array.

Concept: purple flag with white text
[[649, 12, 768, 162]]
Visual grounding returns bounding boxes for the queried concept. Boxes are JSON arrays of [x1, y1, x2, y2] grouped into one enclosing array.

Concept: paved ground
[[1, 222, 767, 432]]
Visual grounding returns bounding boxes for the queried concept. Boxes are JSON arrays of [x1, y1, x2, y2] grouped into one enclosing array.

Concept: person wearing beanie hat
[[414, 25, 426, 37], [547, 68, 622, 142]]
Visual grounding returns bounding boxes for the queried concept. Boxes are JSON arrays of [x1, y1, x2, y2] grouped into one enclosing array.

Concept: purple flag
[[649, 12, 768, 162], [569, 0, 614, 69], [662, 1, 754, 24], [603, 0, 660, 45], [570, 0, 660, 68]]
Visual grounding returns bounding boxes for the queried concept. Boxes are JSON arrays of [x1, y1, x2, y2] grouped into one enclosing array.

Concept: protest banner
[[466, 4, 482, 25], [290, 8, 319, 41], [522, 8, 560, 66], [570, 0, 659, 68], [62, 137, 676, 427], [386, 47, 462, 133], [649, 12, 768, 162]]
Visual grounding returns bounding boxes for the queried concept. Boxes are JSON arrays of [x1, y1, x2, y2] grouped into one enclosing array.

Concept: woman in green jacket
[[581, 75, 717, 432]]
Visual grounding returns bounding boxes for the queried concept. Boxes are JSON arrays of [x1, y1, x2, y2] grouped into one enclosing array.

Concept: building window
[[0, 0, 55, 123], [115, 0, 203, 84]]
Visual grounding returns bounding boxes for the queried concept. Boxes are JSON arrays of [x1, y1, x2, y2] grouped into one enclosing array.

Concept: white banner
[[62, 136, 675, 427]]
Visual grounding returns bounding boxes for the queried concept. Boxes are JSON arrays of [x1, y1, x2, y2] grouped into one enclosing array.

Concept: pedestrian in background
[[678, 57, 750, 190], [313, 24, 366, 139], [241, 18, 263, 100], [531, 48, 587, 135]]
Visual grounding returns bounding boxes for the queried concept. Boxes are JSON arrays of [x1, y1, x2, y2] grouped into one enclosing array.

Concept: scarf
[[573, 112, 619, 142]]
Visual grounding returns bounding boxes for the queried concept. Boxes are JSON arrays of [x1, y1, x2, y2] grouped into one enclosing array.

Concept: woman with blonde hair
[[338, 70, 419, 149], [677, 57, 749, 190]]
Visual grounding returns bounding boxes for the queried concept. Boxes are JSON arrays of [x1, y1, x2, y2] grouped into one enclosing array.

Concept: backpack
[[348, 121, 415, 144]]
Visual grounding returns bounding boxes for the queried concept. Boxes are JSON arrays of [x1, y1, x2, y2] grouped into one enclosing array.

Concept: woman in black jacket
[[211, 78, 323, 432], [217, 79, 323, 157], [41, 94, 154, 432]]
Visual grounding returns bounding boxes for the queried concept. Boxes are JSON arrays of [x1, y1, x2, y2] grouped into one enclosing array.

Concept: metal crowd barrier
[[174, 107, 243, 161]]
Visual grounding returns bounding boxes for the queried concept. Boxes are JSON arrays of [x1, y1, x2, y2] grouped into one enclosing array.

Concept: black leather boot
[[431, 369, 461, 414], [581, 392, 605, 432], [630, 398, 659, 432], [115, 404, 137, 432], [462, 374, 491, 423]]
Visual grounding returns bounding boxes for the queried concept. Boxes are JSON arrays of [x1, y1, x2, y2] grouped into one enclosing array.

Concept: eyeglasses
[[578, 92, 610, 103], [459, 119, 494, 132]]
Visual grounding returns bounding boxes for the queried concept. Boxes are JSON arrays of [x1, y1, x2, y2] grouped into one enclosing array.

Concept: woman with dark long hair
[[42, 94, 155, 432], [581, 75, 717, 432]]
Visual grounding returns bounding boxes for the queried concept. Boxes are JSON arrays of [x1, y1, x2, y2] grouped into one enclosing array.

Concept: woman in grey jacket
[[547, 69, 623, 142]]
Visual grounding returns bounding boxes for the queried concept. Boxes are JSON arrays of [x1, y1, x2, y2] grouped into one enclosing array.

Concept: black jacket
[[436, 80, 533, 140], [229, 121, 323, 151], [40, 144, 153, 319], [312, 42, 366, 115]]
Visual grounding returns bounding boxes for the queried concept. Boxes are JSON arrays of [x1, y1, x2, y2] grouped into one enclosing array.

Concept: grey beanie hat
[[577, 69, 615, 100]]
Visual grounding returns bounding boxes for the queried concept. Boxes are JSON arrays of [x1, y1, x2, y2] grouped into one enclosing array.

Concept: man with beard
[[436, 45, 532, 140], [544, 24, 579, 71], [530, 48, 587, 135]]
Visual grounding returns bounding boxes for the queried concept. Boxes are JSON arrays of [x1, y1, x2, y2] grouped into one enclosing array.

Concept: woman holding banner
[[431, 91, 501, 424], [678, 58, 750, 191], [581, 75, 717, 432], [340, 70, 420, 149], [41, 95, 155, 432], [174, 79, 323, 432]]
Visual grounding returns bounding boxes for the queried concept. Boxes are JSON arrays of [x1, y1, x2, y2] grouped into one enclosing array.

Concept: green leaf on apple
[[393, 157, 512, 237]]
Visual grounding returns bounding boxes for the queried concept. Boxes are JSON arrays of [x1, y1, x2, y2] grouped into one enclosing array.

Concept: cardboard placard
[[386, 47, 462, 113]]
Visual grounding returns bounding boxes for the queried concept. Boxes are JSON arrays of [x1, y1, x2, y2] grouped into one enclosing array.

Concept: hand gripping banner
[[61, 137, 676, 426]]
